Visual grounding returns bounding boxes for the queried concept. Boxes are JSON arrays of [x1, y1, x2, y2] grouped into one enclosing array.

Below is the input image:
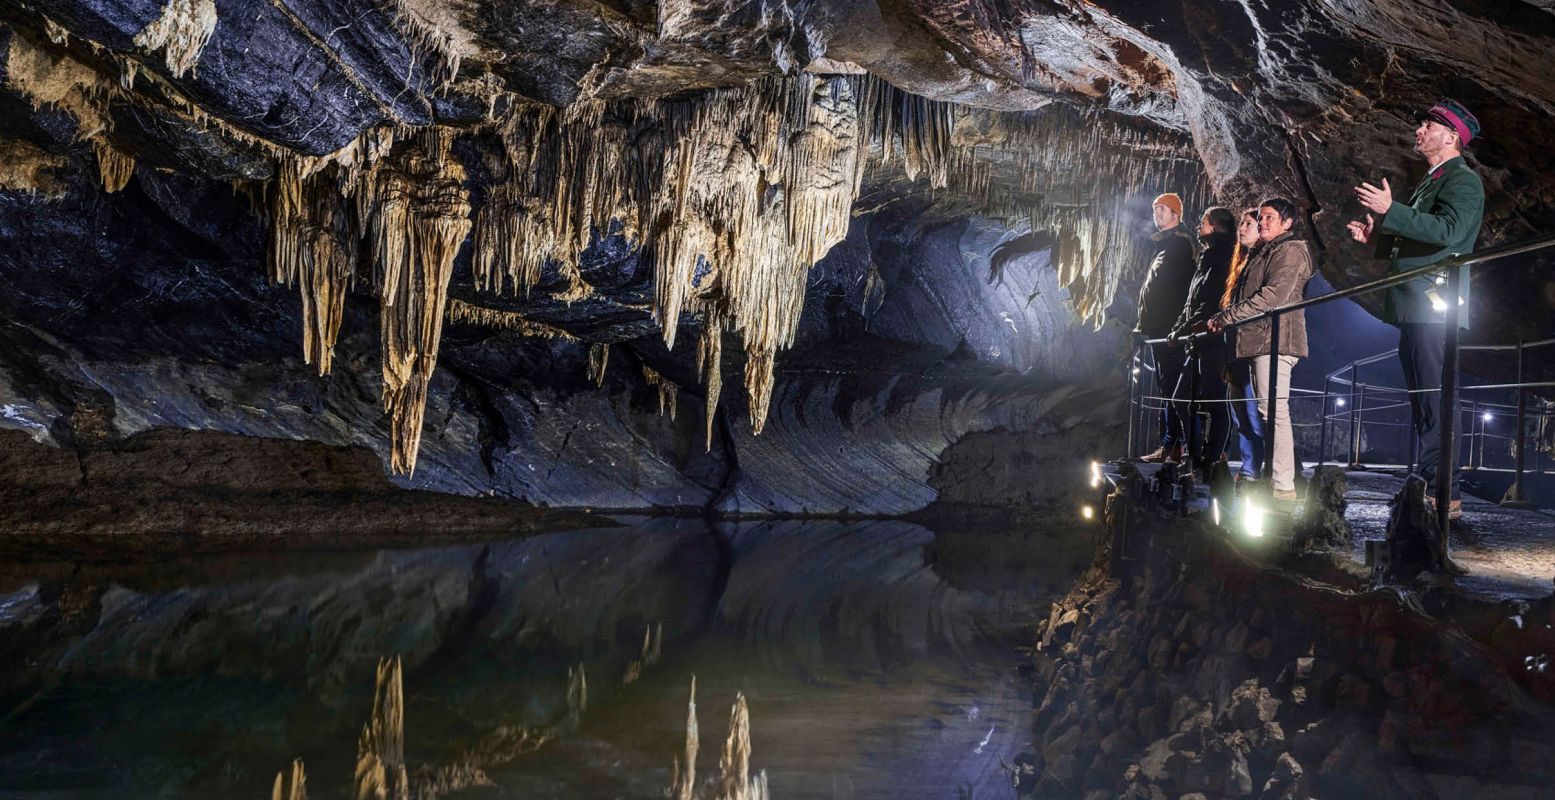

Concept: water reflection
[[0, 517, 1089, 799]]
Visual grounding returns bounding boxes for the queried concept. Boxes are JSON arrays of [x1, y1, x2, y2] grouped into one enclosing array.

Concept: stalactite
[[586, 343, 609, 387], [355, 657, 410, 800], [445, 299, 576, 340], [4, 31, 114, 141], [642, 366, 679, 421], [743, 348, 775, 437], [372, 129, 471, 475], [271, 760, 307, 800], [0, 138, 67, 195], [92, 139, 134, 192], [132, 0, 218, 79], [670, 676, 699, 800], [696, 315, 724, 452], [383, 0, 463, 91]]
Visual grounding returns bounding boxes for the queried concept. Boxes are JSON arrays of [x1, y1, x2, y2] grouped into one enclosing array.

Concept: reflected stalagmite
[[270, 759, 307, 800], [355, 657, 410, 800], [671, 676, 700, 800]]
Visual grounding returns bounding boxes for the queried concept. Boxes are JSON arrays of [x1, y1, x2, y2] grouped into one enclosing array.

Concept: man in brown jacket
[[1209, 198, 1315, 501]]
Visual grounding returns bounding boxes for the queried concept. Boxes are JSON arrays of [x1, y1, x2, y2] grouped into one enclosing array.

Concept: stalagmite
[[371, 129, 472, 475], [669, 676, 699, 800], [623, 622, 663, 685], [715, 692, 767, 800], [355, 657, 410, 800], [566, 664, 588, 726], [270, 759, 307, 800], [133, 0, 218, 79], [642, 365, 679, 420]]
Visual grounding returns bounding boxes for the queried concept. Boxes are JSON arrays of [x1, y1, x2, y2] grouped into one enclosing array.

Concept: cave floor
[[1336, 467, 1555, 602], [1221, 462, 1555, 602], [1132, 462, 1555, 602]]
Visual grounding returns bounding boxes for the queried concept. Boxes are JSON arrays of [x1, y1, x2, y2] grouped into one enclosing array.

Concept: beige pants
[[1252, 354, 1299, 493]]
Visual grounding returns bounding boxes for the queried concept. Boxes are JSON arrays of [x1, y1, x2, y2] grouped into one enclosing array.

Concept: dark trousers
[[1226, 359, 1264, 478], [1172, 336, 1233, 470], [1151, 341, 1186, 448], [1399, 323, 1459, 499]]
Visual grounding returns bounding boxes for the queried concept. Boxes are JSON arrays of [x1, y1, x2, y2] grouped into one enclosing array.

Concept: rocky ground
[[1018, 471, 1555, 799]]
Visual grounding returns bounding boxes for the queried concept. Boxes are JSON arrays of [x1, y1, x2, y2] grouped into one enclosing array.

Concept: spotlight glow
[[1212, 497, 1221, 527], [1243, 496, 1265, 539], [1090, 460, 1103, 489], [1081, 504, 1095, 521], [1131, 367, 1141, 375], [1482, 413, 1493, 423], [1335, 398, 1346, 407]]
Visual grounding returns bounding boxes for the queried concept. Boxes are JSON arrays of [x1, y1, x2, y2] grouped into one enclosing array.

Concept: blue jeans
[[1227, 359, 1264, 478]]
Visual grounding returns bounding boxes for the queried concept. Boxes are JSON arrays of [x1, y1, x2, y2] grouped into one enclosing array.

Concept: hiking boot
[[1140, 445, 1179, 464], [1440, 554, 1470, 576]]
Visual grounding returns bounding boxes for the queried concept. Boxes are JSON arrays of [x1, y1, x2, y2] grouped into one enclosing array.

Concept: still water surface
[[0, 517, 1089, 799]]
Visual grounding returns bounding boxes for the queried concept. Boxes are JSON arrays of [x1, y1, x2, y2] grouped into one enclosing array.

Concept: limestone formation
[[132, 0, 217, 79], [355, 657, 410, 800]]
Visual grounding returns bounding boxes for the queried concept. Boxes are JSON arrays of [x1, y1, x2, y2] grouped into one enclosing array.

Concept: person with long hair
[[1223, 209, 1264, 483], [1209, 198, 1316, 503]]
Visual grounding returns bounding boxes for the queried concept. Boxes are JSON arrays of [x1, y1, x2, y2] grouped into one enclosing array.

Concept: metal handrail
[[1129, 227, 1555, 566]]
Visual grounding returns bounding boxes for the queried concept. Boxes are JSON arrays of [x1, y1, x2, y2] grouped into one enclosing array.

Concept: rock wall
[[1021, 485, 1555, 799]]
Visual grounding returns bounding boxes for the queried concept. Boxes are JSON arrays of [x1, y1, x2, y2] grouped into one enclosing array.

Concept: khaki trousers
[[1251, 354, 1299, 493]]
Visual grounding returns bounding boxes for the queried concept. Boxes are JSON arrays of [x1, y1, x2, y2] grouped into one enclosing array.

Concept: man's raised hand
[[1346, 213, 1375, 244], [1354, 178, 1393, 215]]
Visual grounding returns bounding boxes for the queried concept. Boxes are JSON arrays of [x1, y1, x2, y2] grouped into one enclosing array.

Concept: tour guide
[[1349, 99, 1485, 521]]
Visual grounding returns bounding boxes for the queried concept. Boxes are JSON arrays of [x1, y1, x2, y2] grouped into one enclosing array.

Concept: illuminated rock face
[[0, 0, 1550, 514]]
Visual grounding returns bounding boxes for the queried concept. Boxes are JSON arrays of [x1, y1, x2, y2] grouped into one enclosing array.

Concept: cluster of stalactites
[[467, 74, 947, 439], [373, 129, 472, 475], [642, 365, 679, 421], [930, 104, 1211, 328], [3, 28, 138, 196]]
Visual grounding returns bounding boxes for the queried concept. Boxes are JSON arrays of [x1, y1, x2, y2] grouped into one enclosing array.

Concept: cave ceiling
[[1, 0, 1553, 477]]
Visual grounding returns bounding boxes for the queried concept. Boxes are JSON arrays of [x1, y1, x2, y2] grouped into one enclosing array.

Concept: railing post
[[1318, 376, 1333, 467], [1266, 313, 1282, 483], [1471, 400, 1481, 470], [1187, 347, 1201, 472], [1347, 362, 1362, 468], [1506, 338, 1531, 508], [1435, 267, 1462, 567], [1132, 340, 1144, 457]]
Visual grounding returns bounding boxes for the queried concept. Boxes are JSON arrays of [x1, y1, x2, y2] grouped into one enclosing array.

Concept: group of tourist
[[1133, 99, 1485, 516]]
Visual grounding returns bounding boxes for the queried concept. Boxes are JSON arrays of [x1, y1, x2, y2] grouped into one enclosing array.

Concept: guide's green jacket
[[1376, 155, 1484, 327]]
